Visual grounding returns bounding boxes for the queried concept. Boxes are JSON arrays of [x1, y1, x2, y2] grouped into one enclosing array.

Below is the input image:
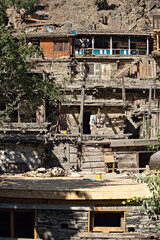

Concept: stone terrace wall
[[37, 207, 160, 240]]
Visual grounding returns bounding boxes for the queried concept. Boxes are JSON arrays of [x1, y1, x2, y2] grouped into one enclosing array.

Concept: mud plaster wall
[[37, 207, 159, 240], [0, 143, 45, 173]]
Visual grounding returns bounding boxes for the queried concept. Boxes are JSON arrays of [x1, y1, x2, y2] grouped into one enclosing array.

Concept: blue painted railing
[[75, 48, 147, 56]]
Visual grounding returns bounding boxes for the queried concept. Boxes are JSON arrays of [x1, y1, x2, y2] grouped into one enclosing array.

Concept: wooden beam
[[157, 33, 159, 50], [88, 210, 91, 232], [10, 210, 14, 238], [34, 210, 37, 239], [58, 98, 61, 132], [78, 62, 89, 140], [148, 85, 152, 116], [122, 74, 126, 104]]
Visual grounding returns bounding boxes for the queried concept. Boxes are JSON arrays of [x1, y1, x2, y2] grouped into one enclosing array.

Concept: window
[[53, 41, 68, 52], [89, 211, 125, 233], [0, 210, 37, 239]]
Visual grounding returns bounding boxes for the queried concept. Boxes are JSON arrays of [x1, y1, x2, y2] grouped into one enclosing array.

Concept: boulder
[[149, 151, 160, 170]]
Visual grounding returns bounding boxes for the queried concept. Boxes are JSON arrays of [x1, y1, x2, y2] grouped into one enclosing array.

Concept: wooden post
[[66, 143, 70, 162], [154, 85, 156, 107], [147, 37, 149, 55], [148, 85, 152, 138], [77, 61, 89, 171], [122, 74, 126, 104], [34, 210, 37, 239], [148, 85, 152, 116], [58, 98, 61, 132], [18, 107, 21, 124], [78, 62, 89, 140], [92, 36, 94, 50], [157, 33, 159, 51], [128, 37, 131, 55], [10, 211, 14, 238], [110, 36, 113, 55]]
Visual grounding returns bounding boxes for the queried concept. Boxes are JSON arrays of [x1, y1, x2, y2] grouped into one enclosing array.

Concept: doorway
[[83, 112, 91, 134], [138, 152, 153, 172]]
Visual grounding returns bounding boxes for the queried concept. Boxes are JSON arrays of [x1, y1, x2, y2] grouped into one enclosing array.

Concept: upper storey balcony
[[74, 33, 151, 57], [27, 32, 151, 60]]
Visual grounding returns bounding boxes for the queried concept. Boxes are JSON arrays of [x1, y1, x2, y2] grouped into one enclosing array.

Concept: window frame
[[53, 41, 69, 52], [0, 209, 37, 239], [88, 210, 126, 233]]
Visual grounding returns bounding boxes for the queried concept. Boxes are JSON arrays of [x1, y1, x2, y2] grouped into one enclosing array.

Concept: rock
[[149, 151, 160, 170], [36, 168, 46, 173], [50, 167, 66, 177], [70, 172, 83, 177]]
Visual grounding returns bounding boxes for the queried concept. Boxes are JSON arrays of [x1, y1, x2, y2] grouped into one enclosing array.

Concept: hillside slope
[[37, 0, 160, 33]]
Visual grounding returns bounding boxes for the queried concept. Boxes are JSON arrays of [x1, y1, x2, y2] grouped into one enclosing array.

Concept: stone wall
[[37, 210, 88, 240], [0, 143, 45, 173], [36, 207, 160, 240]]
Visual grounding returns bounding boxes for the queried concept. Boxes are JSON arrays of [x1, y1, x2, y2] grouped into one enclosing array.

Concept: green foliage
[[9, 0, 40, 13], [122, 172, 160, 231], [0, 0, 40, 24], [148, 125, 160, 151], [0, 24, 65, 124]]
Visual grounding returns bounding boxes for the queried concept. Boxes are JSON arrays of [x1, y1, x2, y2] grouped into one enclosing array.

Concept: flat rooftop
[[0, 173, 151, 201]]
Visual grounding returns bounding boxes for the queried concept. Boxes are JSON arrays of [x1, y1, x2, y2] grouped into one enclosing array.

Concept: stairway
[[114, 58, 141, 78]]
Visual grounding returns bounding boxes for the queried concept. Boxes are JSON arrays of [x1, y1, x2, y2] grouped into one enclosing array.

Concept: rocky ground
[[34, 0, 160, 32], [7, 0, 160, 33]]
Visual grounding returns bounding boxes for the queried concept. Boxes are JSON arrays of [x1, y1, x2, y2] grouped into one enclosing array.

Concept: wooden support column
[[92, 36, 94, 50], [148, 85, 152, 138], [34, 210, 37, 239], [122, 74, 126, 104], [58, 98, 61, 132], [77, 62, 89, 171], [157, 33, 159, 51], [66, 143, 70, 162], [128, 37, 131, 55], [154, 85, 156, 107], [18, 107, 21, 124], [110, 36, 113, 55], [78, 62, 89, 139], [147, 37, 149, 55], [10, 211, 14, 238], [148, 85, 152, 116]]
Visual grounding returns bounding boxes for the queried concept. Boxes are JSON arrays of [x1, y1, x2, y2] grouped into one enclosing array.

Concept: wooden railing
[[75, 48, 147, 56]]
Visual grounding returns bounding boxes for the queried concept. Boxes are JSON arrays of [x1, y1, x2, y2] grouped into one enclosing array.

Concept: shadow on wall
[[124, 119, 140, 139], [0, 143, 47, 173], [37, 209, 88, 240]]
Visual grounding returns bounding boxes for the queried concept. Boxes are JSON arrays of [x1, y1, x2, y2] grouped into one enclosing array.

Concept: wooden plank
[[24, 21, 64, 27], [34, 210, 37, 239], [93, 227, 122, 232], [88, 210, 91, 232], [82, 163, 105, 168], [124, 211, 126, 233], [122, 74, 126, 103], [10, 211, 14, 238], [104, 155, 115, 163]]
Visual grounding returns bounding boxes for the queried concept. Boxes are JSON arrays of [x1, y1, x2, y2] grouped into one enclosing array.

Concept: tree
[[0, 0, 41, 24], [0, 2, 64, 124], [122, 172, 160, 231]]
